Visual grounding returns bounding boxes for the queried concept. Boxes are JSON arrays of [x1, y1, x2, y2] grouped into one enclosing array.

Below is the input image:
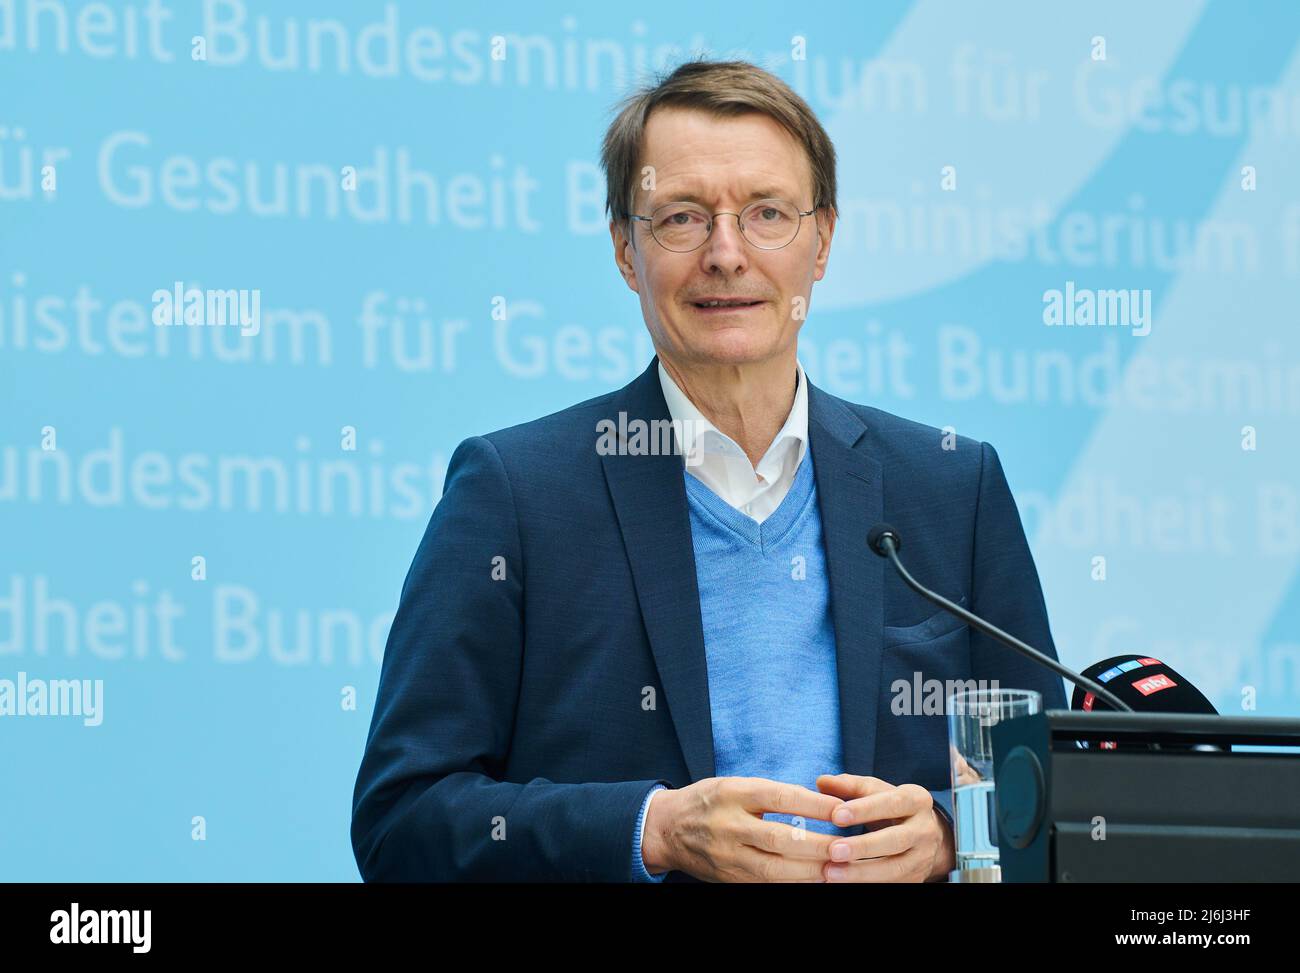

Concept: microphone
[[866, 523, 1133, 712], [1071, 654, 1221, 751]]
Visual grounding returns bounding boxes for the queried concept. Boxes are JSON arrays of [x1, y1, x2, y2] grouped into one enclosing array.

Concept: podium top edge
[[1030, 710, 1300, 744]]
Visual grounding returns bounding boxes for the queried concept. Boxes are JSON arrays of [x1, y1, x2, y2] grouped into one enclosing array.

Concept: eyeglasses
[[629, 198, 816, 253]]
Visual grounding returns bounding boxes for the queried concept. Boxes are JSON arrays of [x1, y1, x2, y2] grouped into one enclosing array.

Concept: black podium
[[990, 711, 1300, 881]]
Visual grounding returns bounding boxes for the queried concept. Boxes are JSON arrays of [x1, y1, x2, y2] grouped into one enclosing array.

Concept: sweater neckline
[[683, 454, 816, 553]]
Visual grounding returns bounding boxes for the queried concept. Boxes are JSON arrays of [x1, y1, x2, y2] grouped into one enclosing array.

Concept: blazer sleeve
[[350, 435, 669, 881], [967, 441, 1069, 712]]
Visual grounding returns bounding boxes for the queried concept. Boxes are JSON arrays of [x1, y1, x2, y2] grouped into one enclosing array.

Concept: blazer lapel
[[807, 381, 884, 779], [600, 357, 716, 783]]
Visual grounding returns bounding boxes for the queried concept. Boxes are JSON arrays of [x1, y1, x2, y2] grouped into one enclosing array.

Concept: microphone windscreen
[[1071, 654, 1218, 750]]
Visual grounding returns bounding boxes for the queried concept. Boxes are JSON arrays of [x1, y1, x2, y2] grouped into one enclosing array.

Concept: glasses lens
[[651, 203, 711, 252], [740, 199, 800, 248]]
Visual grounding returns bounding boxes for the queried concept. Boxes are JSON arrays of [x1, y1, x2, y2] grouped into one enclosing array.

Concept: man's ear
[[610, 219, 640, 293], [812, 206, 836, 282]]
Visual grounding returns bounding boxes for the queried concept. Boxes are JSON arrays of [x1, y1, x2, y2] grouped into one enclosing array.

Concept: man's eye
[[659, 209, 703, 226]]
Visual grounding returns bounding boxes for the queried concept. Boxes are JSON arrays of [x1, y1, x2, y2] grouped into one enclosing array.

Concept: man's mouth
[[690, 298, 765, 310]]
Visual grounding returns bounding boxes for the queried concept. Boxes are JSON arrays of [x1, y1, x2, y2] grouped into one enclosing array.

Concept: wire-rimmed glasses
[[629, 198, 816, 252]]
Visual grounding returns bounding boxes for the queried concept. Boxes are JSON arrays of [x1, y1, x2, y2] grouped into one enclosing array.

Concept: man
[[351, 59, 1066, 883]]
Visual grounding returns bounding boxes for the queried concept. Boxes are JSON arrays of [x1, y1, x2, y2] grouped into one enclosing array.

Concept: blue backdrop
[[3, 0, 1298, 880]]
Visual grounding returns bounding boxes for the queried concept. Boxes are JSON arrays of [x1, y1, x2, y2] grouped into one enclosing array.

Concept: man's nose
[[699, 213, 750, 272]]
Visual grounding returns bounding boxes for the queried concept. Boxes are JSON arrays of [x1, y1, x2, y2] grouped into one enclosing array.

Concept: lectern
[[991, 711, 1300, 881]]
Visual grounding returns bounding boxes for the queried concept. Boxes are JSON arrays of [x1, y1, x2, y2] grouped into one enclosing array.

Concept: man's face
[[610, 107, 835, 370]]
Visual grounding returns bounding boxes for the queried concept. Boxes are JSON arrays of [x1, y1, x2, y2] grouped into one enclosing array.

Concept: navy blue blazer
[[351, 355, 1068, 882]]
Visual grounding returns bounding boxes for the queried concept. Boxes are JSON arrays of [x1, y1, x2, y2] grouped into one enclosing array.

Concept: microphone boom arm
[[873, 531, 1133, 713]]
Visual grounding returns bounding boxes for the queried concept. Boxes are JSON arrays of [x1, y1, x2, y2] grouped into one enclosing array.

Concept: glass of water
[[947, 688, 1042, 882]]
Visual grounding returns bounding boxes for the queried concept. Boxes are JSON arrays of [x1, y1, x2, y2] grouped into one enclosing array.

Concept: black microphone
[[866, 523, 1133, 713], [1071, 654, 1221, 751]]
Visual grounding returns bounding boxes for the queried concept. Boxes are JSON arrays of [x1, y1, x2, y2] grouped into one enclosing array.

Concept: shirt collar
[[657, 358, 809, 475]]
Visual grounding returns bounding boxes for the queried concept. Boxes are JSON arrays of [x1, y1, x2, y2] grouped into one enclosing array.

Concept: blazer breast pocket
[[876, 598, 973, 782], [879, 598, 973, 721], [882, 595, 969, 647]]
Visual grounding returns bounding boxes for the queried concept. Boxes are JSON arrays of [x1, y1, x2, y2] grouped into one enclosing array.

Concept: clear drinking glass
[[947, 688, 1042, 882]]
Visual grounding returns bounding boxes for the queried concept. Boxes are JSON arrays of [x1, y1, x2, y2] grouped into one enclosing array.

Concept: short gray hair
[[600, 58, 838, 233]]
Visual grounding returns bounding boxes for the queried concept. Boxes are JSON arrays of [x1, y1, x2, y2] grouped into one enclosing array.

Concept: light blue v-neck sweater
[[632, 455, 852, 880]]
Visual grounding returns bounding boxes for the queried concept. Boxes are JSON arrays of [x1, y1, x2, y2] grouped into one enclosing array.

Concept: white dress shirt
[[657, 359, 809, 524]]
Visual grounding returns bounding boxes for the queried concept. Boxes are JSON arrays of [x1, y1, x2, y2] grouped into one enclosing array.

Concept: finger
[[825, 818, 922, 864], [832, 785, 930, 828], [824, 844, 931, 883], [741, 778, 844, 822], [814, 773, 894, 801], [734, 846, 830, 883], [737, 816, 843, 860]]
